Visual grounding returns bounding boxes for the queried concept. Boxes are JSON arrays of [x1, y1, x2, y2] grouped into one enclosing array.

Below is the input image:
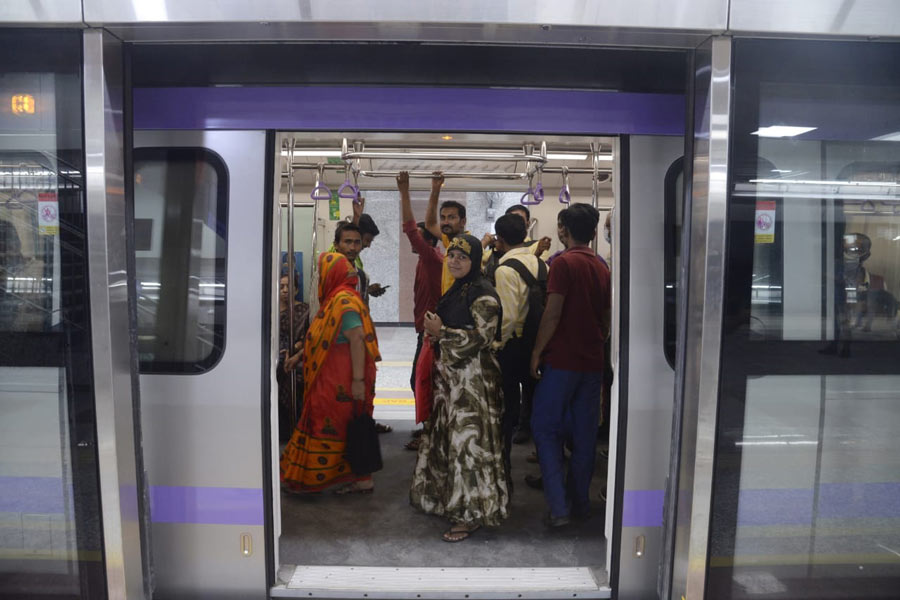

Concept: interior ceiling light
[[871, 131, 900, 142], [751, 126, 817, 138], [280, 150, 343, 157], [441, 135, 453, 140], [547, 153, 588, 160]]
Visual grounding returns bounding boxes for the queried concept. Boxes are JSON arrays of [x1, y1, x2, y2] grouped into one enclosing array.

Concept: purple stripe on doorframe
[[622, 489, 665, 528], [133, 86, 685, 136], [149, 485, 264, 526]]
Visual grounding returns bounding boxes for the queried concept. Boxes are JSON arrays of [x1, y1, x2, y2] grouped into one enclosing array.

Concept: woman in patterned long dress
[[410, 234, 509, 542], [280, 252, 381, 494]]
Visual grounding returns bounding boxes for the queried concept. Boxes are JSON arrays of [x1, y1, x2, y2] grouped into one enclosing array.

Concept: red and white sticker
[[38, 192, 59, 236], [754, 200, 775, 244]]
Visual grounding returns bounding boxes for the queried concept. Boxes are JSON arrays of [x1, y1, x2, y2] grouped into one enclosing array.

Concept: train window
[[134, 148, 228, 373], [663, 156, 683, 368]]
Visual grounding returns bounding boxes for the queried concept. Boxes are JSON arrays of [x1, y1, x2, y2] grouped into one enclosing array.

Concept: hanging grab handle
[[559, 166, 571, 204], [337, 180, 359, 201], [310, 165, 332, 201]]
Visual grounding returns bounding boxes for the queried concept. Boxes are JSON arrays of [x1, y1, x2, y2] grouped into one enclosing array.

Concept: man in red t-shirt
[[529, 203, 611, 527], [398, 171, 443, 393]]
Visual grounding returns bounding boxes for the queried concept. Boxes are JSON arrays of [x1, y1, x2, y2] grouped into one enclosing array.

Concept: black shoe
[[543, 512, 571, 528], [512, 429, 531, 444], [524, 474, 543, 490]]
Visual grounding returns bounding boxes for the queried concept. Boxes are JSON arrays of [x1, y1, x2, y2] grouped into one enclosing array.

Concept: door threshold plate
[[272, 565, 611, 599]]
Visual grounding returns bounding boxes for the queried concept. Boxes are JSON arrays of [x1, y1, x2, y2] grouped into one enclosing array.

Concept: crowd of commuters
[[278, 171, 611, 541]]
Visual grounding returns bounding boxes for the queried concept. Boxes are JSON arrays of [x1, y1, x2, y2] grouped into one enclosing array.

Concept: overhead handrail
[[341, 137, 547, 164], [361, 170, 526, 180], [310, 164, 332, 201], [559, 166, 571, 204]]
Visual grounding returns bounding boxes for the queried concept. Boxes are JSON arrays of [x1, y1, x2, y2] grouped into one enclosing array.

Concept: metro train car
[[2, 3, 900, 600]]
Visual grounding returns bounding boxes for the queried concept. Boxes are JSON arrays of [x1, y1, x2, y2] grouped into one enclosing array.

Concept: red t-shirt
[[403, 220, 443, 332], [543, 246, 611, 372]]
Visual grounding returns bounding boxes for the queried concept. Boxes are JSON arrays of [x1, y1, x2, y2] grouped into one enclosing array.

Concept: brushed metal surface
[[730, 0, 900, 37], [669, 36, 732, 600], [83, 28, 148, 600], [0, 0, 82, 23], [83, 0, 727, 30]]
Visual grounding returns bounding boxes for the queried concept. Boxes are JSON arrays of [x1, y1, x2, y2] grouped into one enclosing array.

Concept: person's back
[[543, 246, 610, 372]]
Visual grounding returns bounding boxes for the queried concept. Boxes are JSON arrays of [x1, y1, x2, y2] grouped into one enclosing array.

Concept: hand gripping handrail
[[310, 164, 332, 201]]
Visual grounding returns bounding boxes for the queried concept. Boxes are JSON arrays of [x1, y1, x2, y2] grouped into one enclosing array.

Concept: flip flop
[[404, 438, 421, 451], [441, 524, 480, 543], [333, 482, 374, 495], [375, 422, 393, 434]]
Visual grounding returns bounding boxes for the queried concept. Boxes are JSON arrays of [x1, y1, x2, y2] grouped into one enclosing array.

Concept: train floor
[[278, 326, 609, 573]]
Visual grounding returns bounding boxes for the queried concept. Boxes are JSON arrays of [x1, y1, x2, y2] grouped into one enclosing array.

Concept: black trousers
[[497, 336, 537, 474], [409, 330, 425, 393]]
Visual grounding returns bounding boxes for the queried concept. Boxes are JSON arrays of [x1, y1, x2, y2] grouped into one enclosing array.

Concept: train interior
[[271, 133, 619, 594]]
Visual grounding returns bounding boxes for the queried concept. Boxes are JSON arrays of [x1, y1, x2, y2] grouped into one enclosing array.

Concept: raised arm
[[398, 171, 414, 224], [424, 171, 443, 240]]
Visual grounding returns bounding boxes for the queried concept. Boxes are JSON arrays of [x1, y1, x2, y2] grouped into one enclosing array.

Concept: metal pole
[[286, 138, 298, 429], [591, 142, 600, 253]]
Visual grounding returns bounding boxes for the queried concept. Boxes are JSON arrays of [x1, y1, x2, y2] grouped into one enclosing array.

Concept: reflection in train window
[[0, 158, 72, 333], [733, 153, 900, 343], [134, 148, 228, 373]]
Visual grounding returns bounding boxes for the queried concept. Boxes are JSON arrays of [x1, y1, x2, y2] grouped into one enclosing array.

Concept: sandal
[[441, 523, 480, 543], [333, 481, 374, 495], [375, 422, 393, 434], [404, 438, 421, 451]]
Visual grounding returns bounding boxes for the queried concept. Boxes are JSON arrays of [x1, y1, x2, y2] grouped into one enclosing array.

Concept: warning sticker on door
[[755, 200, 775, 244], [38, 192, 59, 236]]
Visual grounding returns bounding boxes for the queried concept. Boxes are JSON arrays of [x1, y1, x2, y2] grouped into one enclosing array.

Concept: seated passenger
[[280, 252, 381, 495], [410, 235, 509, 542]]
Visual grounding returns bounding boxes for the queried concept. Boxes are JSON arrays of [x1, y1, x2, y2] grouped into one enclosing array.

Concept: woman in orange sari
[[280, 252, 381, 494]]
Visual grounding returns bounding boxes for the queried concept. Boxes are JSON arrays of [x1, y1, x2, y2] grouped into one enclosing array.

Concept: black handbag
[[345, 402, 383, 476]]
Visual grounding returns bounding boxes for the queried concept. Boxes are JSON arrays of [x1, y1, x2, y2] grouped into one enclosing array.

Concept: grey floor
[[279, 326, 608, 569]]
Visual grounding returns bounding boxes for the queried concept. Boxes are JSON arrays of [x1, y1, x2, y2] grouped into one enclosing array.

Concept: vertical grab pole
[[286, 138, 298, 429], [591, 142, 600, 253]]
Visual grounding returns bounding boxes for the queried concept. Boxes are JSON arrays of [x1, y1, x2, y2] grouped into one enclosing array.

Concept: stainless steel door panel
[[135, 130, 267, 598], [614, 135, 684, 599]]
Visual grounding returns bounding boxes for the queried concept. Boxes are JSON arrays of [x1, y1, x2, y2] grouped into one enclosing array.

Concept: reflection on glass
[[134, 149, 228, 373], [0, 30, 106, 599], [713, 38, 900, 599]]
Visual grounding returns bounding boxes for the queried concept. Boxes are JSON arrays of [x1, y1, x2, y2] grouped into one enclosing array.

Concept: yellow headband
[[448, 237, 472, 256]]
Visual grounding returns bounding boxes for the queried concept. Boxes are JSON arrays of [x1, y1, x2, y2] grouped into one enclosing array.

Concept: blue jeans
[[531, 365, 603, 518]]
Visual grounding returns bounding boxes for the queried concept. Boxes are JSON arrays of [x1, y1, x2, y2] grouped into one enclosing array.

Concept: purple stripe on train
[[134, 86, 685, 136], [149, 485, 264, 526]]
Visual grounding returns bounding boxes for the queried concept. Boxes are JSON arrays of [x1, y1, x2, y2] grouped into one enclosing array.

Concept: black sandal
[[375, 422, 393, 434]]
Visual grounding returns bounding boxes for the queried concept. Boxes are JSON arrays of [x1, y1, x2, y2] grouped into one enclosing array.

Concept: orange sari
[[280, 252, 381, 492]]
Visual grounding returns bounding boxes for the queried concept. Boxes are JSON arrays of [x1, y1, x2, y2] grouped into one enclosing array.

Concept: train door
[[133, 130, 270, 599]]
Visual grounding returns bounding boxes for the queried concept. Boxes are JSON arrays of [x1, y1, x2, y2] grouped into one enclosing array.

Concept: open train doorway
[[268, 131, 635, 598]]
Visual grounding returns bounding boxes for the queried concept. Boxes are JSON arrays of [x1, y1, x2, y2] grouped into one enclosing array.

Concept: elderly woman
[[280, 252, 381, 495], [410, 234, 509, 542]]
